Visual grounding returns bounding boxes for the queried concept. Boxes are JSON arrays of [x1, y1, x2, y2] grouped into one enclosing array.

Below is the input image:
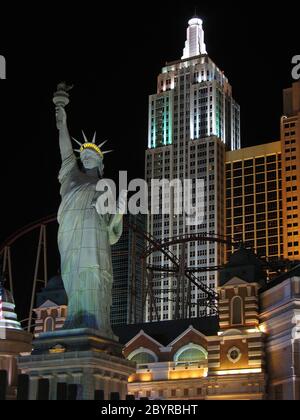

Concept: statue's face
[[80, 149, 102, 170]]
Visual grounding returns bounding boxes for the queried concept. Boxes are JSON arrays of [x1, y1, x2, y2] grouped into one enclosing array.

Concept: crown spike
[[102, 150, 113, 155], [74, 149, 81, 153], [82, 130, 89, 143], [72, 137, 83, 147], [98, 140, 108, 149], [92, 132, 97, 144]]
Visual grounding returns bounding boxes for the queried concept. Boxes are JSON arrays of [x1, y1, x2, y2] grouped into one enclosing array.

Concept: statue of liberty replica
[[18, 85, 134, 400], [53, 83, 125, 340]]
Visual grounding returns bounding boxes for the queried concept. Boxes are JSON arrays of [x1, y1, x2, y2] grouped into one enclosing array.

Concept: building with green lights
[[145, 18, 240, 322]]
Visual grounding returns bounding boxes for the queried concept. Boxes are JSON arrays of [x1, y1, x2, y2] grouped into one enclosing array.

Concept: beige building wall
[[260, 273, 300, 400]]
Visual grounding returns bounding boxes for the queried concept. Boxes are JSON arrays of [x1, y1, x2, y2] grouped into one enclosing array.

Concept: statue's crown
[[72, 131, 112, 158], [80, 143, 103, 157]]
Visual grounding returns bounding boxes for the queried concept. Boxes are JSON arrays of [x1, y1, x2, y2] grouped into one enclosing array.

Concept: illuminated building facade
[[225, 81, 300, 264], [281, 82, 300, 260], [260, 264, 300, 400], [225, 142, 283, 263], [145, 18, 240, 322], [33, 275, 67, 335], [116, 248, 300, 400], [120, 248, 266, 400]]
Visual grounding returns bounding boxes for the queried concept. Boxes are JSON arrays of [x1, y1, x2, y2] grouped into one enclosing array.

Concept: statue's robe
[[57, 153, 122, 338]]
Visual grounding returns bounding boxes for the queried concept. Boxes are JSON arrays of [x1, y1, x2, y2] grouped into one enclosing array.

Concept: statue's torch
[[53, 82, 73, 108]]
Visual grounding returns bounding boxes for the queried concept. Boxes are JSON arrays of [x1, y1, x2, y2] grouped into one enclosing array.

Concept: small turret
[[0, 277, 22, 331], [0, 272, 32, 399]]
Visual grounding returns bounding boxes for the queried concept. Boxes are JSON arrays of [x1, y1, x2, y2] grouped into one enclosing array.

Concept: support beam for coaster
[[27, 225, 48, 333], [129, 230, 137, 324]]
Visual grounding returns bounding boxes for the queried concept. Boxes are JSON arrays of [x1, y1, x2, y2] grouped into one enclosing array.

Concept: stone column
[[82, 368, 95, 400], [94, 373, 105, 397]]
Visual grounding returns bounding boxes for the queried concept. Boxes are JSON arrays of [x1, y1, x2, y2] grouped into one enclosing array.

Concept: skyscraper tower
[[145, 18, 241, 322], [281, 81, 300, 260], [111, 214, 145, 326]]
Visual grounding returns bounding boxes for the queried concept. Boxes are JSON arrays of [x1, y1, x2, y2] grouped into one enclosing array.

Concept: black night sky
[[0, 1, 299, 320]]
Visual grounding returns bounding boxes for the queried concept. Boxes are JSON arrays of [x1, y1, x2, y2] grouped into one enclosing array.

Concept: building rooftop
[[113, 317, 219, 346], [260, 263, 300, 293], [36, 275, 67, 307], [219, 246, 266, 287]]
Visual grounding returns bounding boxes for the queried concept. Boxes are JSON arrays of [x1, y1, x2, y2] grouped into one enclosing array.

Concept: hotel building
[[145, 18, 240, 322], [281, 82, 300, 260], [225, 142, 283, 263], [225, 81, 300, 264]]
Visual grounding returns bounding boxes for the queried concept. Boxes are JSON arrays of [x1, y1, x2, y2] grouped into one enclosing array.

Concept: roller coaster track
[[143, 232, 235, 258], [0, 214, 57, 331], [0, 214, 57, 253], [127, 222, 219, 312]]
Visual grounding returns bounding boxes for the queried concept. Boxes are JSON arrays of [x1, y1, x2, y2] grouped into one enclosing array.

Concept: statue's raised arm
[[56, 107, 74, 161], [53, 82, 74, 161]]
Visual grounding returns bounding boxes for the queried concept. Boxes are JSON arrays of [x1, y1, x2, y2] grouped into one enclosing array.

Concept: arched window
[[231, 296, 244, 326], [174, 344, 207, 365], [44, 317, 54, 332], [130, 352, 155, 364], [128, 348, 158, 365]]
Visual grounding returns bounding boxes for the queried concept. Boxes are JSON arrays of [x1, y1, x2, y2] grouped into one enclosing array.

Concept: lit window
[[231, 296, 244, 326], [44, 317, 54, 332], [174, 344, 207, 365], [129, 350, 157, 365]]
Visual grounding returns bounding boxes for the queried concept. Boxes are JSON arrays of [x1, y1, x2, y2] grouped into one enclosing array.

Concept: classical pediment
[[221, 276, 249, 287], [124, 329, 163, 349], [35, 299, 59, 310], [168, 325, 207, 347]]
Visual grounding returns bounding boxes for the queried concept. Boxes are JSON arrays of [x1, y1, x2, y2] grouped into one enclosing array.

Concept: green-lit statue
[[53, 83, 125, 340]]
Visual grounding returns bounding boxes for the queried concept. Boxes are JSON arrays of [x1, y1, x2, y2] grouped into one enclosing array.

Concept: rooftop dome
[[36, 274, 67, 308], [220, 246, 266, 287], [227, 246, 264, 268], [44, 275, 64, 291]]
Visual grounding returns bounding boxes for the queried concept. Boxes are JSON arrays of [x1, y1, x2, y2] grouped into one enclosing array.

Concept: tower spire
[[182, 17, 207, 59]]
